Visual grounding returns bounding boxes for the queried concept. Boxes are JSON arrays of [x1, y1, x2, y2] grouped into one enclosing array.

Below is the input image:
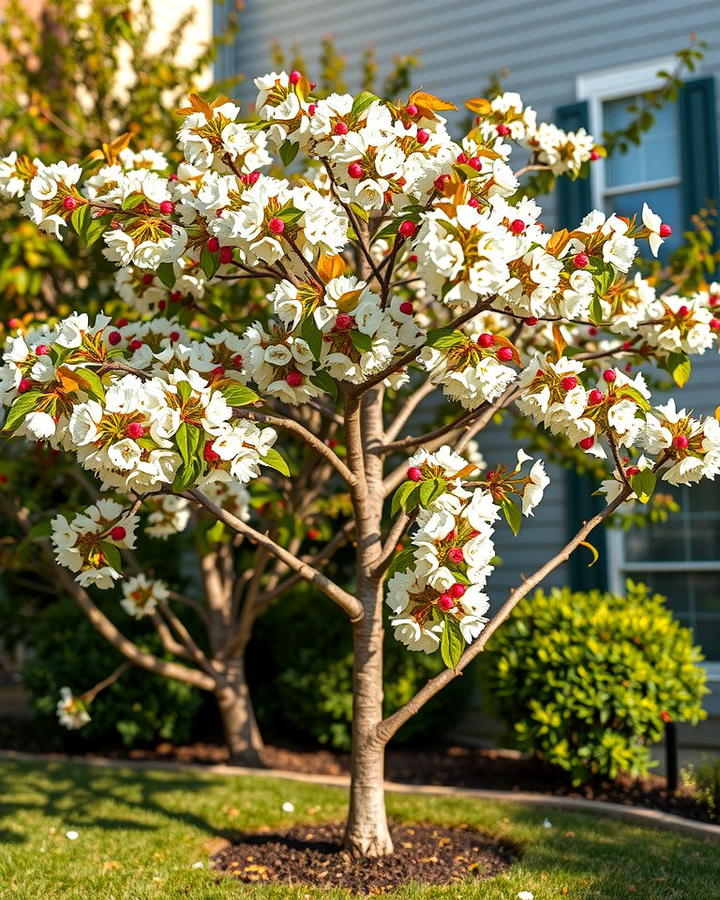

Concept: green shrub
[[248, 587, 474, 750], [479, 580, 708, 785], [682, 756, 720, 821], [22, 595, 202, 749]]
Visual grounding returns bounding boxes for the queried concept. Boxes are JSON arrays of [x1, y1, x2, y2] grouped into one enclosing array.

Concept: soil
[[1, 716, 714, 825], [211, 822, 517, 893]]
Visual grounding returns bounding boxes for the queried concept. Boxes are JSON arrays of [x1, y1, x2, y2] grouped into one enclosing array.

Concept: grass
[[0, 759, 718, 899]]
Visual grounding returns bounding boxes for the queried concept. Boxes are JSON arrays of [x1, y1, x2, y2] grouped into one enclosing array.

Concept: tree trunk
[[344, 598, 394, 856], [343, 386, 393, 857], [215, 659, 264, 767]]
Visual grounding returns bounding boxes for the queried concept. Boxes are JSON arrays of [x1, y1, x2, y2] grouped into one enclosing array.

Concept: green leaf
[[350, 331, 373, 353], [99, 542, 123, 573], [175, 423, 202, 466], [350, 91, 379, 121], [222, 384, 260, 407], [419, 478, 447, 508], [120, 194, 146, 210], [440, 617, 466, 669], [667, 351, 691, 387], [200, 246, 220, 279], [260, 448, 291, 477], [72, 367, 106, 401], [301, 316, 323, 360], [172, 459, 201, 492], [2, 391, 44, 433], [371, 220, 400, 245], [589, 295, 603, 325], [631, 469, 656, 504], [309, 370, 337, 399], [279, 139, 299, 166], [70, 203, 92, 237], [276, 205, 305, 225], [156, 263, 176, 289], [177, 380, 192, 401], [26, 519, 52, 542], [501, 497, 522, 536], [386, 547, 415, 579], [426, 327, 466, 350], [391, 480, 416, 517]]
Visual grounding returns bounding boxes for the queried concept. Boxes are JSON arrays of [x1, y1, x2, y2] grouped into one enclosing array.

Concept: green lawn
[[0, 759, 718, 899]]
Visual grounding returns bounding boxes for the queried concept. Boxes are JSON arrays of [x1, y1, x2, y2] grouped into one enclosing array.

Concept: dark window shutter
[[679, 77, 720, 243], [554, 101, 609, 592]]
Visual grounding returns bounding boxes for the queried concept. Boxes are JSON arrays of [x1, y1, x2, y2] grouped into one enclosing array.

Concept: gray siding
[[215, 0, 720, 603]]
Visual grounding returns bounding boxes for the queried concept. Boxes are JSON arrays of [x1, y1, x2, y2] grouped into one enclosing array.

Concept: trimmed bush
[[479, 580, 707, 784]]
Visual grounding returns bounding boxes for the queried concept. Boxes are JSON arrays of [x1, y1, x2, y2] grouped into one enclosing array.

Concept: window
[[607, 481, 720, 664], [577, 58, 683, 259]]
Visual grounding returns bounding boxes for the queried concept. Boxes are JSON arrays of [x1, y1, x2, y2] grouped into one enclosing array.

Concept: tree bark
[[343, 386, 394, 857], [215, 658, 264, 767]]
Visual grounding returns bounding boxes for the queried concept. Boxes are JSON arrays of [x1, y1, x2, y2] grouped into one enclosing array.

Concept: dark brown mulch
[[212, 822, 517, 893]]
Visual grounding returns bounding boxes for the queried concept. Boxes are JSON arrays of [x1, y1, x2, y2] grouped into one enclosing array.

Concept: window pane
[[694, 573, 720, 614], [694, 618, 720, 660], [605, 185, 683, 257], [637, 571, 691, 616], [604, 96, 680, 186]]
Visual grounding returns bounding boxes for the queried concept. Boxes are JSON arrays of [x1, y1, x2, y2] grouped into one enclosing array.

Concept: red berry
[[289, 70, 301, 85], [496, 123, 510, 136], [448, 547, 464, 563], [588, 389, 604, 405], [335, 313, 354, 330], [286, 371, 303, 387], [524, 316, 539, 325], [677, 305, 689, 317], [589, 149, 600, 161], [434, 174, 450, 192], [673, 434, 689, 450], [141, 273, 154, 285], [445, 529, 457, 541], [477, 333, 494, 348], [159, 200, 175, 215], [268, 217, 285, 235], [207, 236, 220, 252], [35, 345, 50, 356], [309, 81, 316, 90], [588, 326, 598, 336], [496, 347, 513, 362], [438, 594, 454, 611], [399, 301, 413, 315], [659, 223, 672, 238], [398, 220, 417, 238], [467, 197, 479, 208], [308, 103, 317, 116], [203, 441, 220, 462], [407, 467, 423, 482], [468, 156, 482, 171], [169, 331, 180, 341], [509, 219, 525, 235], [626, 466, 640, 477], [449, 583, 466, 599], [108, 331, 122, 346], [158, 300, 166, 310], [710, 295, 719, 307], [110, 525, 126, 541], [560, 375, 578, 391], [405, 104, 418, 117], [333, 121, 349, 135], [211, 366, 225, 377], [219, 246, 234, 264], [579, 437, 595, 450], [169, 291, 182, 302], [232, 354, 243, 368], [126, 422, 144, 439], [169, 173, 179, 181], [62, 196, 78, 211], [574, 252, 589, 268], [710, 318, 720, 330], [129, 339, 143, 351], [602, 369, 617, 383], [455, 152, 468, 165], [347, 162, 364, 179], [17, 378, 31, 393], [416, 129, 429, 145], [241, 171, 261, 186], [307, 527, 320, 540]]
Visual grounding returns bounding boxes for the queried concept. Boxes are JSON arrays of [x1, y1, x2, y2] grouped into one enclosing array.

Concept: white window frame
[[576, 57, 680, 212]]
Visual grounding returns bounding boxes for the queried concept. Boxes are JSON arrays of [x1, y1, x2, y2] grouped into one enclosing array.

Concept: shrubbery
[[479, 580, 707, 784], [249, 586, 475, 750]]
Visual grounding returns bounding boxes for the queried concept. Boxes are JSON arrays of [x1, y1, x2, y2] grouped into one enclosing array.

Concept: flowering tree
[[2, 72, 719, 856]]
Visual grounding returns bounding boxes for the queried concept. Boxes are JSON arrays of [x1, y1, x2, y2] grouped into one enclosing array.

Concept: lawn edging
[[1, 748, 718, 842]]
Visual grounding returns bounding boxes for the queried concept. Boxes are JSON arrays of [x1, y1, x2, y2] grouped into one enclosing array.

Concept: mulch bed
[[1, 716, 715, 824], [212, 822, 517, 893]]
